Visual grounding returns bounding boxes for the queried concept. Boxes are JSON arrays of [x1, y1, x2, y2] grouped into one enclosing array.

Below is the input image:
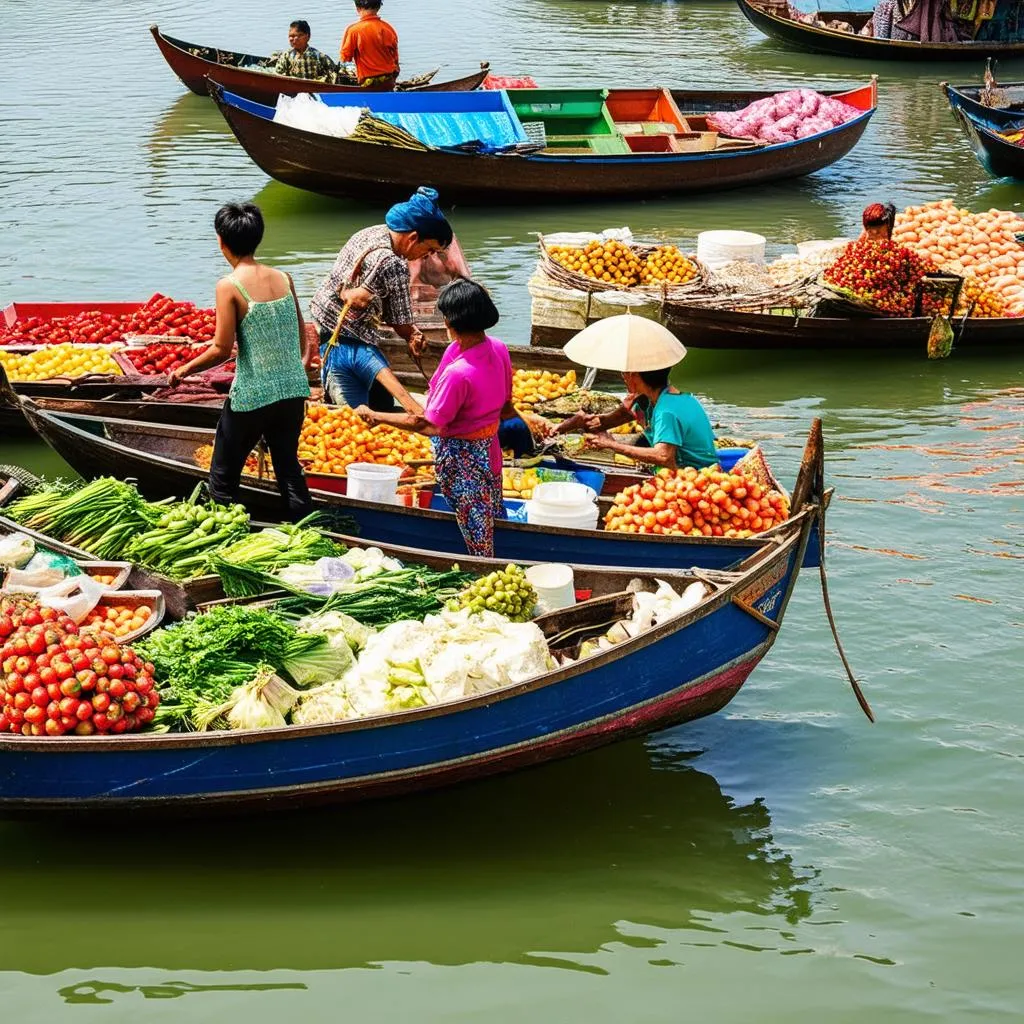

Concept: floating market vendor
[[356, 279, 520, 558], [272, 20, 338, 80], [168, 203, 313, 521], [310, 186, 453, 414], [553, 314, 718, 472], [340, 0, 400, 89], [859, 201, 897, 241]]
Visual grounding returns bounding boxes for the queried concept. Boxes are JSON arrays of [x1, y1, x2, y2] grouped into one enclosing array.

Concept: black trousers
[[209, 397, 313, 522]]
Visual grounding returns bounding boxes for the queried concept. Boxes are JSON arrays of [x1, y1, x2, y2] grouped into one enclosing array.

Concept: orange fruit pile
[[640, 245, 698, 285], [547, 240, 644, 286], [604, 466, 789, 538], [298, 404, 431, 476]]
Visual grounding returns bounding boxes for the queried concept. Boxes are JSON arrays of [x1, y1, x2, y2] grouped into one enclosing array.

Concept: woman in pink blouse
[[356, 278, 517, 556]]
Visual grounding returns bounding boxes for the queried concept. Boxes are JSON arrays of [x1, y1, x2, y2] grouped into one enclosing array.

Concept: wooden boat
[[208, 80, 877, 203], [0, 517, 813, 815], [8, 384, 828, 572], [943, 78, 1024, 117], [150, 25, 491, 103], [943, 82, 1024, 177], [736, 0, 1024, 59]]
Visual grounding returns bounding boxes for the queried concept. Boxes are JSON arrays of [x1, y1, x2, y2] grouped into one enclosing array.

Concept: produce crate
[[509, 88, 614, 137], [606, 88, 687, 131], [2, 301, 146, 329], [80, 562, 132, 592]]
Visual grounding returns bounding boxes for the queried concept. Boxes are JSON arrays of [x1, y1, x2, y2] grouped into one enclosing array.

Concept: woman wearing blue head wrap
[[310, 187, 454, 413]]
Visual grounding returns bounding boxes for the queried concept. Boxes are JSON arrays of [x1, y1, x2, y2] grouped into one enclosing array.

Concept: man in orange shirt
[[340, 0, 400, 89]]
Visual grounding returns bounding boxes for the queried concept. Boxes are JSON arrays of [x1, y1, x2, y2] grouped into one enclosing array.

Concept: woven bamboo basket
[[537, 235, 712, 301]]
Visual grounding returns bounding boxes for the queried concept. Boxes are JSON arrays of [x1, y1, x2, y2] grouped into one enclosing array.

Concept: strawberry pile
[[121, 343, 235, 377], [0, 597, 160, 738], [823, 239, 934, 316], [0, 294, 216, 347]]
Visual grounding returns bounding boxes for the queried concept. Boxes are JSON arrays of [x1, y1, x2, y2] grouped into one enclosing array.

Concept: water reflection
[[0, 740, 814, 974]]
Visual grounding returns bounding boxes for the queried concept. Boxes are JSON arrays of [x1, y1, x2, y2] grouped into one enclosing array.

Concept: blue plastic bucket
[[716, 447, 749, 472]]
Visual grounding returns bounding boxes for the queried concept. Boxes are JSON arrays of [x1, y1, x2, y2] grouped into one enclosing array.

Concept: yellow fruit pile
[[298, 404, 431, 476], [547, 240, 644, 286], [512, 368, 577, 411], [640, 245, 698, 285], [0, 344, 122, 382], [502, 467, 541, 500]]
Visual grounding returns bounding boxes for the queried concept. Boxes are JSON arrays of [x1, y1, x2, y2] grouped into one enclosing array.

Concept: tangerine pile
[[604, 466, 790, 538], [298, 404, 431, 476], [639, 245, 699, 285], [547, 240, 644, 286], [512, 368, 577, 411]]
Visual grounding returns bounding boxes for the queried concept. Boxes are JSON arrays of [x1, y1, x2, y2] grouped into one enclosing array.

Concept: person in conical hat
[[554, 316, 717, 471]]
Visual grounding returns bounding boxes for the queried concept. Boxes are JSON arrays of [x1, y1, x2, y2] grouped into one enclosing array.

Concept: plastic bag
[[927, 316, 954, 359], [0, 533, 35, 570], [273, 94, 364, 138]]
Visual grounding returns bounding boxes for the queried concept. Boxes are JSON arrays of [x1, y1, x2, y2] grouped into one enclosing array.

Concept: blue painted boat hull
[[0, 527, 809, 815], [944, 82, 1024, 178]]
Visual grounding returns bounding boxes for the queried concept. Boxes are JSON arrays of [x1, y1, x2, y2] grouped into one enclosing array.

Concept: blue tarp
[[375, 112, 526, 150]]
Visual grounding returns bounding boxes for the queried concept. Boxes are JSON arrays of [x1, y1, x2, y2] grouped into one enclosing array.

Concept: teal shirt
[[634, 391, 718, 469], [227, 278, 311, 413]]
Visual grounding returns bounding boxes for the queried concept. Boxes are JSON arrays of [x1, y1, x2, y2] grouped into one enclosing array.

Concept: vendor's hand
[[341, 285, 374, 310], [354, 404, 376, 424], [584, 432, 616, 451], [408, 328, 426, 358], [167, 367, 187, 388], [521, 412, 554, 439]]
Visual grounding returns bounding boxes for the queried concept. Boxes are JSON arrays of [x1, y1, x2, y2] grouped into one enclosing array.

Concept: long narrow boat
[[736, 0, 1024, 59], [11, 388, 828, 572], [150, 25, 491, 102], [943, 83, 1024, 177], [531, 300, 1024, 352], [0, 518, 812, 816], [208, 80, 877, 203]]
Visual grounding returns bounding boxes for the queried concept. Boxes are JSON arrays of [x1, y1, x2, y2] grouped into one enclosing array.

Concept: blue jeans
[[318, 328, 396, 411]]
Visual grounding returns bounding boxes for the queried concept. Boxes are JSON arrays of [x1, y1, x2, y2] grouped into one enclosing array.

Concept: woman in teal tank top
[[169, 203, 313, 521]]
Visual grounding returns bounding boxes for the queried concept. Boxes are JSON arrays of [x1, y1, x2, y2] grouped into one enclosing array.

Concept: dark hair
[[355, 0, 382, 9], [863, 201, 896, 228], [436, 278, 500, 333], [215, 202, 264, 257], [637, 367, 671, 389], [290, 19, 311, 35], [415, 218, 454, 248]]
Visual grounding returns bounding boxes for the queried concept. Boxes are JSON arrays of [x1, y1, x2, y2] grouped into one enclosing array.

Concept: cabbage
[[281, 639, 354, 687], [296, 609, 373, 653]]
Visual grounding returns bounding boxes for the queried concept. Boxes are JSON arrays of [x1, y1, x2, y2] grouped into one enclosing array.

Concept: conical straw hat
[[563, 313, 686, 372]]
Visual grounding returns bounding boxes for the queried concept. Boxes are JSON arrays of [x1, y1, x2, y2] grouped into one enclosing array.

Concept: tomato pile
[[0, 311, 124, 346], [121, 343, 235, 377], [123, 294, 216, 341], [0, 597, 160, 737], [604, 467, 789, 538], [0, 294, 216, 348], [822, 239, 934, 316]]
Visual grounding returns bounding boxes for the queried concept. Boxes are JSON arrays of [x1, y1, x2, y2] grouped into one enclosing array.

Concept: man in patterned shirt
[[272, 21, 337, 81], [310, 187, 453, 413]]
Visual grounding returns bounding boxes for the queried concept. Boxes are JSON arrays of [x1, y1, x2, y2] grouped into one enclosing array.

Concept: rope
[[816, 500, 875, 722]]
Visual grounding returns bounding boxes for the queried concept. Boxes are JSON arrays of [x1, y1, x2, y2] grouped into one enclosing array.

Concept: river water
[[1, 0, 1023, 1020]]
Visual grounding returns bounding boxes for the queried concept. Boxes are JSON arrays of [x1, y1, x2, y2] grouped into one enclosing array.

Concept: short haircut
[[863, 201, 896, 228], [436, 278, 500, 333], [415, 218, 454, 247], [355, 0, 383, 9], [290, 20, 311, 35], [215, 202, 265, 257], [637, 366, 671, 389]]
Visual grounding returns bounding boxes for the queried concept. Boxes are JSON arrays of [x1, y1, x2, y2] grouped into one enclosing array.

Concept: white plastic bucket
[[526, 563, 576, 613], [697, 230, 767, 269], [346, 463, 403, 504], [524, 502, 600, 531], [531, 481, 597, 509]]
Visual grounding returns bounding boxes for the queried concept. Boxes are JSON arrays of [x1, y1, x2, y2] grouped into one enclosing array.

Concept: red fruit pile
[[0, 597, 160, 738], [0, 294, 217, 347], [123, 294, 216, 341], [121, 343, 235, 377], [823, 239, 934, 317], [604, 466, 790, 538], [0, 311, 125, 347]]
